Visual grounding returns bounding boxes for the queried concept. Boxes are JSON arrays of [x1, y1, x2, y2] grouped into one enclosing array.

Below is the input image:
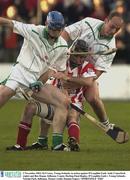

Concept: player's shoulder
[[58, 36, 68, 46], [82, 17, 103, 26], [81, 61, 96, 73], [82, 61, 95, 69], [36, 25, 45, 29], [32, 25, 45, 33]]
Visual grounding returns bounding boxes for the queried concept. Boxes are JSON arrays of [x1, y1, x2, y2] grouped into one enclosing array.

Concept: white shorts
[[5, 63, 40, 91]]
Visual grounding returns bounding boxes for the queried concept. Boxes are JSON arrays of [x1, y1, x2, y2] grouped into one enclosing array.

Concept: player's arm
[[39, 69, 56, 83], [94, 53, 115, 79], [61, 20, 84, 42], [66, 76, 95, 87], [0, 17, 14, 29], [94, 38, 116, 78], [65, 63, 97, 89], [52, 71, 68, 80], [61, 30, 71, 42], [53, 70, 96, 88], [53, 73, 95, 89], [95, 70, 103, 79]]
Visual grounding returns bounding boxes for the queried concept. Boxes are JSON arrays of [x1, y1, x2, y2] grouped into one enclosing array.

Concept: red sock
[[17, 121, 32, 148], [67, 122, 80, 143]]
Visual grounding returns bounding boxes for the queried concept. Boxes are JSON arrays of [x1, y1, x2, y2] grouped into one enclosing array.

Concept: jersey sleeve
[[94, 53, 116, 72], [93, 38, 116, 72], [54, 48, 69, 72], [12, 20, 36, 40], [96, 25, 117, 71], [65, 18, 99, 41], [65, 19, 87, 41]]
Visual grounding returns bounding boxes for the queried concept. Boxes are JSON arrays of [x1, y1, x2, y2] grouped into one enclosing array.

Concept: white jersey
[[12, 20, 68, 75], [65, 17, 116, 72]]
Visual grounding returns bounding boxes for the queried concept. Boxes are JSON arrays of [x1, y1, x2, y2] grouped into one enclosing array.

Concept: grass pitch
[[0, 100, 130, 170]]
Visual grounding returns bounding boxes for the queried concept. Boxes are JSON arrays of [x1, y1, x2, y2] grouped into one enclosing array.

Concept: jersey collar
[[42, 27, 58, 43], [43, 27, 49, 39]]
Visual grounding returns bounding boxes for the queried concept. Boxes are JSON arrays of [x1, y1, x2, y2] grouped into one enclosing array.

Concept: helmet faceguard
[[70, 40, 88, 67]]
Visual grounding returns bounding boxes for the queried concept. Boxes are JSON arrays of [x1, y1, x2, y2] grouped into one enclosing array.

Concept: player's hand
[[61, 81, 78, 93], [39, 69, 56, 83], [53, 72, 69, 81], [29, 81, 43, 93]]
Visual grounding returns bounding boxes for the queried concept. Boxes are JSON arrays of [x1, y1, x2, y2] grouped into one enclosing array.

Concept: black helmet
[[74, 39, 88, 52], [70, 39, 88, 68]]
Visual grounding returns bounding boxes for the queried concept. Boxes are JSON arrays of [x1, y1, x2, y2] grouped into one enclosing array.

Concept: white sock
[[102, 119, 110, 126]]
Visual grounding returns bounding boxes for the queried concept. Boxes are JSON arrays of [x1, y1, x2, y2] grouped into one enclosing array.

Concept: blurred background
[[0, 0, 130, 99], [0, 0, 130, 64]]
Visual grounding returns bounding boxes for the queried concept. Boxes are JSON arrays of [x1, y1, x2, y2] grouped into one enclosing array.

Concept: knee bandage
[[35, 101, 54, 120]]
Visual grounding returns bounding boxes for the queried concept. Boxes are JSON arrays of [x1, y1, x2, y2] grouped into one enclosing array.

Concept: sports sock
[[38, 136, 48, 146], [67, 122, 80, 143], [102, 118, 110, 126], [17, 121, 31, 148], [52, 133, 63, 148]]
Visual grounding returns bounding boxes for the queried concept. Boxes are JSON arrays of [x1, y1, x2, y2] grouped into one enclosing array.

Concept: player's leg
[[84, 81, 112, 127], [26, 119, 51, 150], [26, 103, 54, 150], [6, 101, 37, 150], [6, 101, 53, 150], [0, 85, 15, 108], [32, 84, 71, 150], [67, 108, 80, 151], [38, 120, 50, 147], [16, 102, 37, 149], [0, 64, 26, 108]]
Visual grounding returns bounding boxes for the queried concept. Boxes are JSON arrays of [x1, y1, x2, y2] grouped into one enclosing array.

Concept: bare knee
[[24, 102, 37, 116], [84, 81, 100, 105], [85, 93, 100, 106]]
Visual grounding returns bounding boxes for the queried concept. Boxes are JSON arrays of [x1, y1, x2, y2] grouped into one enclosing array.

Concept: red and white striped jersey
[[67, 60, 96, 108], [46, 60, 96, 109]]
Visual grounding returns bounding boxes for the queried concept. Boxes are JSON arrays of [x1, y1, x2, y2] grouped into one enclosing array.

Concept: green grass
[[0, 100, 130, 170]]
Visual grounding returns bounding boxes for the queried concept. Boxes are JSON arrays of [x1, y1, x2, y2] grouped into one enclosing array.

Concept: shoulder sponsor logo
[[87, 68, 94, 74]]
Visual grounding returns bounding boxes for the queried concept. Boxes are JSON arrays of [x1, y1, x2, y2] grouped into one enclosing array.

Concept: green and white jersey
[[12, 20, 68, 75], [65, 17, 116, 72]]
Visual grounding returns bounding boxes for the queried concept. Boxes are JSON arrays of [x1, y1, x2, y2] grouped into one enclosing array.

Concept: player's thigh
[[68, 108, 80, 123], [0, 85, 15, 100], [84, 81, 100, 100], [33, 84, 70, 107]]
